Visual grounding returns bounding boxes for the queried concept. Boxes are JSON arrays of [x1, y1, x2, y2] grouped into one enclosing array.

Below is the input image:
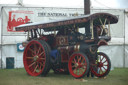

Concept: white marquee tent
[[0, 0, 128, 69]]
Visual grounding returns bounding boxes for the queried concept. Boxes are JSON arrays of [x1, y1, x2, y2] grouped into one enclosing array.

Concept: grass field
[[0, 68, 128, 85]]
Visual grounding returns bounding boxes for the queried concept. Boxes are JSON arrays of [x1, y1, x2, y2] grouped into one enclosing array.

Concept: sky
[[0, 0, 128, 9]]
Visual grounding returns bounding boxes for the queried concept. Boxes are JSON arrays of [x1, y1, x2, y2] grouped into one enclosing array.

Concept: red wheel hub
[[98, 62, 104, 67]]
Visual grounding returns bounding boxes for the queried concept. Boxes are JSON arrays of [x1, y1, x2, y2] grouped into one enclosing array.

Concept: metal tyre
[[23, 40, 50, 76], [91, 52, 111, 77], [68, 52, 89, 78], [40, 40, 51, 76]]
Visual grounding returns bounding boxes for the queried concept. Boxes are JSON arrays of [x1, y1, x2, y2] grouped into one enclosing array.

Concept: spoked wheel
[[68, 52, 89, 78], [23, 40, 50, 76], [91, 52, 111, 77]]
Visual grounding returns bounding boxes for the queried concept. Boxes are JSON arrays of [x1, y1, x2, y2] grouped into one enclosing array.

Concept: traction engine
[[16, 13, 118, 78]]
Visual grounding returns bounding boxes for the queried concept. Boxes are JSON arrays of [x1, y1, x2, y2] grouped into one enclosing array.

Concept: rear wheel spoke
[[29, 62, 36, 68], [37, 47, 41, 55], [28, 48, 36, 55], [26, 57, 33, 59], [39, 57, 45, 60], [33, 43, 38, 55], [33, 64, 38, 73], [37, 62, 41, 72], [38, 51, 45, 57], [39, 62, 44, 67]]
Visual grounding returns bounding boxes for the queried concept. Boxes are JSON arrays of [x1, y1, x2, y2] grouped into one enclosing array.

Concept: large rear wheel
[[23, 40, 50, 76], [68, 52, 89, 78]]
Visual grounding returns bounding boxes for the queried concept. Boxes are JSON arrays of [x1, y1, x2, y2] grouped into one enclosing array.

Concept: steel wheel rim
[[91, 53, 109, 77], [23, 40, 46, 76], [68, 53, 87, 78]]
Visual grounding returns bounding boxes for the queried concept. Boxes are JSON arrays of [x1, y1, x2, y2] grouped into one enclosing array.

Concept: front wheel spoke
[[99, 68, 101, 74], [78, 69, 80, 75], [77, 56, 79, 60], [81, 58, 85, 63], [73, 58, 77, 63], [82, 66, 86, 69], [79, 68, 84, 74], [72, 64, 76, 68], [71, 61, 75, 64], [103, 64, 108, 66], [81, 63, 87, 66], [99, 56, 101, 62], [100, 56, 104, 62], [78, 56, 81, 63], [73, 68, 78, 74], [102, 66, 107, 71], [102, 60, 107, 64], [99, 67, 103, 74], [96, 67, 99, 73]]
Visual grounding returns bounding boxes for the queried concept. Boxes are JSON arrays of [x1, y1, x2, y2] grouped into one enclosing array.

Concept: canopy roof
[[15, 13, 118, 32]]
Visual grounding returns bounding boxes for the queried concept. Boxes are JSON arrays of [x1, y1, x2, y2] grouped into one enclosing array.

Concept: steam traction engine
[[16, 13, 118, 78]]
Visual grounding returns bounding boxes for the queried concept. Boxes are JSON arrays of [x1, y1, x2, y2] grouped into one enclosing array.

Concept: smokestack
[[84, 0, 91, 37], [84, 0, 90, 15]]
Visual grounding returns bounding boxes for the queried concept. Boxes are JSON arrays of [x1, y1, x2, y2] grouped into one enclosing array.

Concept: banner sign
[[2, 7, 84, 35]]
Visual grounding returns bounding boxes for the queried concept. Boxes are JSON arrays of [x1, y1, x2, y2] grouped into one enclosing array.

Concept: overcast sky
[[0, 0, 128, 9]]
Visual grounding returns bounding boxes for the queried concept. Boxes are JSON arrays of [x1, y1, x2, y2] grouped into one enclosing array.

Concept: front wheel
[[68, 52, 89, 78], [91, 52, 111, 77]]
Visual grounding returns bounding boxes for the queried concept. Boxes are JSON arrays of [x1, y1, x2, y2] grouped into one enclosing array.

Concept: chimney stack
[[84, 0, 90, 15]]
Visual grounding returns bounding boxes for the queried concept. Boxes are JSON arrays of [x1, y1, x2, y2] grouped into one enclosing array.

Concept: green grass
[[0, 68, 128, 85]]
